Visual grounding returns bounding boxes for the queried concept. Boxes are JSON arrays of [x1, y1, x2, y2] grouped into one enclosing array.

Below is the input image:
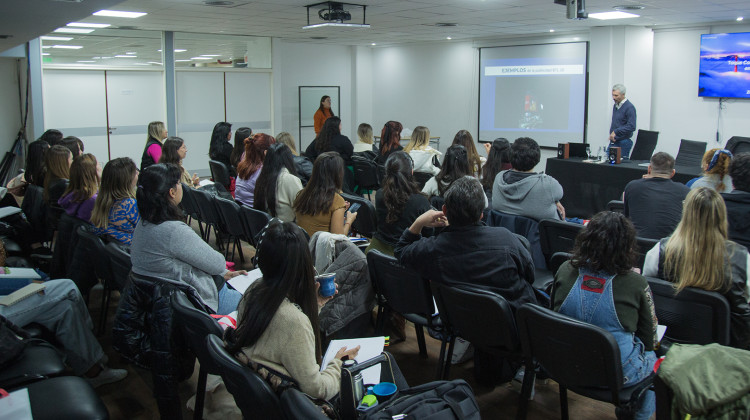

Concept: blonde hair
[[357, 123, 373, 144], [701, 148, 732, 191], [664, 187, 730, 293], [404, 126, 430, 153], [63, 153, 99, 203], [275, 132, 298, 155], [91, 157, 137, 229], [147, 121, 166, 143]]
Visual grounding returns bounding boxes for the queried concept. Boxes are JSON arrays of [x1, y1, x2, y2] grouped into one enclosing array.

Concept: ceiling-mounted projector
[[554, 0, 587, 20], [304, 1, 370, 28], [319, 2, 351, 22]]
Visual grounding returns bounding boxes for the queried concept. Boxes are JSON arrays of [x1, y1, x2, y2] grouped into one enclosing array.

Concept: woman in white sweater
[[226, 220, 359, 400], [404, 125, 441, 175], [253, 143, 303, 222]]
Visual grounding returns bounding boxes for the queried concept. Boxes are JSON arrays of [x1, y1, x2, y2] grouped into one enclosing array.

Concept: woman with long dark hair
[[481, 138, 511, 200], [236, 133, 276, 207], [376, 120, 404, 166], [226, 219, 358, 400], [554, 211, 657, 420], [130, 163, 246, 315], [422, 144, 471, 198], [7, 140, 49, 197], [140, 121, 167, 170], [254, 143, 302, 222], [231, 127, 252, 169], [452, 130, 483, 177], [313, 95, 335, 135], [58, 153, 101, 222], [643, 187, 750, 349], [367, 151, 431, 255], [91, 157, 140, 245], [43, 145, 72, 205], [208, 121, 235, 176], [293, 152, 357, 237], [305, 116, 354, 166], [159, 136, 199, 188]]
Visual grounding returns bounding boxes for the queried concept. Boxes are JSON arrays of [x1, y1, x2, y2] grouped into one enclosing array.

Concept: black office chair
[[192, 188, 223, 244], [724, 135, 750, 155], [516, 304, 654, 420], [606, 200, 625, 213], [76, 226, 116, 335], [629, 130, 659, 161], [538, 219, 583, 268], [104, 241, 132, 292], [172, 291, 223, 420], [214, 196, 246, 262], [675, 139, 707, 168], [21, 184, 52, 246], [279, 388, 330, 420], [340, 192, 376, 238], [0, 338, 66, 390], [486, 210, 546, 270], [431, 282, 532, 400], [14, 376, 110, 419], [208, 160, 232, 191], [239, 205, 271, 248], [352, 155, 379, 200], [635, 237, 659, 272], [181, 183, 204, 237], [367, 250, 447, 378], [413, 171, 433, 190], [646, 277, 730, 346], [205, 334, 285, 419]]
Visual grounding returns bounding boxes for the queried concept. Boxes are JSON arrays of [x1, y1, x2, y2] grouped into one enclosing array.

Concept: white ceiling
[[3, 0, 750, 56]]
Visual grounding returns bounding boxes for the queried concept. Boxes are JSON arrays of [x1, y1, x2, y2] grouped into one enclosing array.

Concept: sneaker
[[87, 367, 128, 388]]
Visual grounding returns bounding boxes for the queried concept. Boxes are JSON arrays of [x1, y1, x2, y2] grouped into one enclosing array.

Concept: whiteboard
[[299, 86, 340, 127]]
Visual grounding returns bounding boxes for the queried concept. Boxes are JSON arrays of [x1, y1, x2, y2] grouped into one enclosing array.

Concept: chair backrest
[[352, 155, 379, 191], [413, 172, 433, 190], [104, 241, 132, 290], [239, 205, 271, 246], [486, 210, 546, 270], [214, 195, 245, 240], [538, 219, 583, 266], [675, 139, 707, 168], [516, 304, 625, 404], [192, 188, 222, 228], [432, 282, 520, 355], [548, 252, 572, 276], [630, 129, 659, 161], [280, 388, 329, 420], [180, 183, 201, 220], [634, 236, 659, 271], [205, 334, 284, 418], [51, 213, 88, 278], [366, 250, 434, 316], [172, 291, 223, 373], [208, 160, 232, 189], [606, 200, 624, 213], [646, 277, 730, 346], [725, 136, 750, 155], [76, 225, 113, 287], [340, 192, 376, 238], [21, 184, 50, 241]]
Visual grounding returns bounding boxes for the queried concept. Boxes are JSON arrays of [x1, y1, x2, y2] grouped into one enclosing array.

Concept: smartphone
[[348, 202, 361, 213]]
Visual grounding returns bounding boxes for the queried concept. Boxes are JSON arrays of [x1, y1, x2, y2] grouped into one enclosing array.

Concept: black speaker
[[557, 143, 569, 159], [608, 147, 621, 164]]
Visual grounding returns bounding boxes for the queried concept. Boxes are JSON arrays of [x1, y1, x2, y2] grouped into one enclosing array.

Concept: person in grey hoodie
[[492, 137, 565, 221]]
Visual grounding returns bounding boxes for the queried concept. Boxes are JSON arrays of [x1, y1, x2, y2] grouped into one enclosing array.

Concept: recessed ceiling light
[[613, 5, 645, 11], [93, 10, 147, 18], [42, 46, 52, 49], [41, 36, 73, 41], [157, 49, 188, 53], [76, 60, 96, 63], [54, 28, 94, 34], [51, 45, 83, 49], [589, 11, 640, 20], [133, 63, 151, 66], [303, 23, 371, 29], [92, 57, 101, 59], [200, 54, 221, 57], [371, 43, 376, 46], [191, 57, 213, 60], [549, 29, 555, 32], [114, 55, 137, 58], [67, 22, 111, 28], [147, 62, 163, 65], [738, 17, 744, 22], [446, 36, 452, 40], [175, 59, 191, 62], [126, 52, 136, 54], [41, 53, 50, 56]]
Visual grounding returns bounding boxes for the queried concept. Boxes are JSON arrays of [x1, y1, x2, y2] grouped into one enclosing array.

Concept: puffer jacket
[[310, 232, 375, 336], [113, 272, 210, 419]]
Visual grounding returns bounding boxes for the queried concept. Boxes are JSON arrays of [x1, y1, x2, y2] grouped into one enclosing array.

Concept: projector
[[554, 0, 587, 19], [319, 2, 351, 22]]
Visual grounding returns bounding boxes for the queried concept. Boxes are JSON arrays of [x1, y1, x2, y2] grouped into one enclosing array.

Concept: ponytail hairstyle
[[481, 138, 511, 192], [254, 143, 298, 216], [91, 157, 137, 229], [452, 130, 481, 176], [226, 219, 321, 362], [436, 145, 470, 196], [63, 153, 100, 203], [382, 151, 419, 224], [293, 152, 344, 216], [315, 116, 342, 153], [237, 133, 276, 180], [136, 163, 184, 225], [43, 145, 72, 201], [379, 121, 403, 156], [231, 127, 252, 168], [702, 148, 733, 192]]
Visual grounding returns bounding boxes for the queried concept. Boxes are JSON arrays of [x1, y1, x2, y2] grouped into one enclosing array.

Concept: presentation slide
[[699, 32, 750, 99], [479, 42, 588, 148]]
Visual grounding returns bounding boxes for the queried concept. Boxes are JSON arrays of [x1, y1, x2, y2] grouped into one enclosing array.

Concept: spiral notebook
[[0, 283, 46, 307]]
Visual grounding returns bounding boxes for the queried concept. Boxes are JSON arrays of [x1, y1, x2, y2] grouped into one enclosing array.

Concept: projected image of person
[[608, 84, 636, 159], [519, 91, 543, 129]]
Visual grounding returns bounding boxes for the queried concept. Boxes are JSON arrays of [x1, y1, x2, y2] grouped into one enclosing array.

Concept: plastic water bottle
[[597, 146, 603, 161]]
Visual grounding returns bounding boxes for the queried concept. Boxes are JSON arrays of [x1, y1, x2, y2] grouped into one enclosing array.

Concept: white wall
[[0, 58, 24, 153], [651, 24, 750, 157]]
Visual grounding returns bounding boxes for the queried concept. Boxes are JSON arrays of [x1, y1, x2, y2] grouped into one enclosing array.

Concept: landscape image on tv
[[699, 32, 750, 98]]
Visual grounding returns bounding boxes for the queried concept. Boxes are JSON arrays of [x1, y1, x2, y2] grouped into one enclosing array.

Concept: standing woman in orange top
[[313, 95, 335, 135]]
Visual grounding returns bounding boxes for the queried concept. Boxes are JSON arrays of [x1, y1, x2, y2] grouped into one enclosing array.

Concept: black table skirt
[[545, 158, 702, 219]]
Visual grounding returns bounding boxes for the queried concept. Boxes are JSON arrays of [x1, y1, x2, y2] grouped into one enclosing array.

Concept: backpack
[[362, 379, 480, 420]]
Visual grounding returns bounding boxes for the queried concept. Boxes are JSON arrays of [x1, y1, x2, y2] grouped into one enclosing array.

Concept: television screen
[[699, 32, 750, 98]]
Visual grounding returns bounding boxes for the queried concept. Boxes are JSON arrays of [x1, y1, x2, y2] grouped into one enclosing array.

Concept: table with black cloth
[[545, 158, 701, 218]]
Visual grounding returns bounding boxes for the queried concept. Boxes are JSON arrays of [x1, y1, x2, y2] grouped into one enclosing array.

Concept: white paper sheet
[[0, 388, 33, 420], [0, 206, 22, 219], [199, 179, 215, 187], [227, 268, 263, 294], [657, 324, 667, 342], [321, 336, 386, 385]]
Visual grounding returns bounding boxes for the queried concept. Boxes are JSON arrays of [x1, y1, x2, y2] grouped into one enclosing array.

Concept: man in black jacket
[[723, 152, 750, 249], [395, 177, 537, 312]]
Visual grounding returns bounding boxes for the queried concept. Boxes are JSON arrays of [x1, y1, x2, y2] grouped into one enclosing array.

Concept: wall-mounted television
[[699, 32, 750, 98]]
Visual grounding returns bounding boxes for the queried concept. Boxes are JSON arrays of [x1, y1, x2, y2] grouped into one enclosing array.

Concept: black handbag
[[0, 314, 30, 370]]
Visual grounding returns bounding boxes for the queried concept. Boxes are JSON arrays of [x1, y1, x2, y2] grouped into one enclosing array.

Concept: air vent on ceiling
[[435, 23, 458, 27], [51, 0, 84, 3], [204, 1, 234, 5], [116, 26, 139, 30], [310, 36, 328, 39], [0, 35, 12, 39], [613, 5, 645, 10]]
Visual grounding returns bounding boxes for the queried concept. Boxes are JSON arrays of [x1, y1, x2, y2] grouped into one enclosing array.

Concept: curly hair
[[702, 148, 733, 191], [570, 211, 637, 275], [315, 117, 342, 153]]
